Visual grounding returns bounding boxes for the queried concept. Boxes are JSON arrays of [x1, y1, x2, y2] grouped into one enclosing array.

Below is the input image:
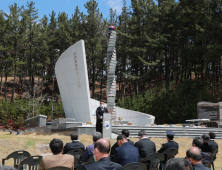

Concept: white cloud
[[107, 0, 122, 14]]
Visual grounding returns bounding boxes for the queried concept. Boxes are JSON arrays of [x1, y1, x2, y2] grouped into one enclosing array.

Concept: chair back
[[66, 149, 84, 169], [160, 149, 178, 170], [18, 156, 42, 170], [48, 167, 71, 170], [140, 153, 164, 170], [123, 162, 147, 170], [162, 148, 178, 162], [212, 148, 218, 155], [203, 161, 211, 168], [206, 152, 214, 163], [83, 156, 95, 165], [2, 150, 31, 167]]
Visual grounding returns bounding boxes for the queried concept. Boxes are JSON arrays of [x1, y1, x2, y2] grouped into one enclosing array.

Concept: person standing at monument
[[96, 101, 108, 134], [157, 130, 179, 153]]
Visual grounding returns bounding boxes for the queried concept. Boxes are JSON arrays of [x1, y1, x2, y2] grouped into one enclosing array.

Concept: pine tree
[[25, 1, 38, 89], [83, 0, 105, 98]]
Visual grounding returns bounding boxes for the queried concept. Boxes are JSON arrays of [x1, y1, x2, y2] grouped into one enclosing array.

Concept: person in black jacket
[[110, 129, 134, 160], [63, 132, 85, 154], [134, 130, 156, 169], [134, 130, 156, 158], [81, 138, 123, 170], [96, 101, 108, 134], [208, 132, 218, 150], [201, 134, 213, 153], [157, 130, 179, 153]]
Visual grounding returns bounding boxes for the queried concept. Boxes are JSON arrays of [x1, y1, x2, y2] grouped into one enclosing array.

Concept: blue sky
[[0, 0, 131, 20]]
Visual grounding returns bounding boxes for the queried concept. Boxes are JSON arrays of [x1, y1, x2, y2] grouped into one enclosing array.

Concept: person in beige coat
[[39, 138, 74, 170]]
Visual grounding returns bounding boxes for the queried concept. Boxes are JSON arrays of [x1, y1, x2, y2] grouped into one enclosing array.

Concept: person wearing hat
[[201, 134, 213, 153], [157, 130, 179, 153]]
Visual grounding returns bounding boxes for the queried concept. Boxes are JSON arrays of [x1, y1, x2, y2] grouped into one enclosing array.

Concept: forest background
[[0, 0, 222, 126]]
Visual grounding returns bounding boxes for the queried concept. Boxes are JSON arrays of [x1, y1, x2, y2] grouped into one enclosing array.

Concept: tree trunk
[[4, 73, 8, 101], [165, 46, 169, 90], [0, 74, 2, 93], [92, 61, 95, 98], [11, 64, 17, 102]]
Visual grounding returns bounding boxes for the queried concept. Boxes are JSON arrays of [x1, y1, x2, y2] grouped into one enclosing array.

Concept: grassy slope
[[0, 132, 221, 169]]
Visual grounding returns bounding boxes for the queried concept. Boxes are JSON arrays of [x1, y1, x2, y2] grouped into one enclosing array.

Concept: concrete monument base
[[25, 114, 47, 129]]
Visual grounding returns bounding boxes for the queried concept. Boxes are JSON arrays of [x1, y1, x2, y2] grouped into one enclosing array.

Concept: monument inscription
[[198, 105, 219, 121]]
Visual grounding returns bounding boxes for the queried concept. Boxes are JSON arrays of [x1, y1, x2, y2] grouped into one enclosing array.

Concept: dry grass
[[0, 132, 221, 169]]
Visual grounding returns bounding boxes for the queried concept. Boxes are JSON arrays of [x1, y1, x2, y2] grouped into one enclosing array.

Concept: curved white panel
[[55, 40, 91, 122]]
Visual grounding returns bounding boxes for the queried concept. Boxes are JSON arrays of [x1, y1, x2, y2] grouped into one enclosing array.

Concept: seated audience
[[110, 129, 134, 160], [201, 134, 213, 153], [134, 130, 156, 159], [192, 137, 211, 163], [157, 130, 179, 153], [186, 147, 211, 170], [134, 130, 156, 169], [39, 138, 74, 170], [208, 132, 218, 150], [81, 132, 102, 162], [114, 135, 139, 166], [166, 158, 193, 170], [81, 138, 123, 170], [63, 132, 85, 154]]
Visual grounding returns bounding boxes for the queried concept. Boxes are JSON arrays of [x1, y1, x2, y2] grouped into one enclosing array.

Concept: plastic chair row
[[2, 149, 87, 170], [2, 150, 42, 170]]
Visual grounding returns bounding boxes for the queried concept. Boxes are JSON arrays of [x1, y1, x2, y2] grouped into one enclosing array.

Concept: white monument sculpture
[[55, 40, 155, 126], [55, 40, 92, 122]]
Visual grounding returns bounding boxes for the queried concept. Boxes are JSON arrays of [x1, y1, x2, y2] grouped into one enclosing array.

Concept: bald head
[[94, 138, 110, 154], [186, 147, 202, 161]]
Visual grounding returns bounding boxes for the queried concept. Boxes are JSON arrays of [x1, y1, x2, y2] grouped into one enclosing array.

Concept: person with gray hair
[[81, 132, 102, 162], [186, 147, 211, 170], [81, 139, 123, 170], [201, 134, 213, 153], [192, 137, 211, 163], [166, 158, 193, 170]]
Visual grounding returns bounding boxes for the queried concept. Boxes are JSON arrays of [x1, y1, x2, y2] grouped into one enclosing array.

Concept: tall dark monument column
[[106, 26, 117, 120]]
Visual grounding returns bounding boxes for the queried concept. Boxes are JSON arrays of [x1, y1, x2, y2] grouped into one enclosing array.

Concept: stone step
[[112, 125, 222, 139]]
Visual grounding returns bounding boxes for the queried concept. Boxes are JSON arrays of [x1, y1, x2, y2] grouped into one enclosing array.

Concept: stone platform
[[25, 118, 95, 136]]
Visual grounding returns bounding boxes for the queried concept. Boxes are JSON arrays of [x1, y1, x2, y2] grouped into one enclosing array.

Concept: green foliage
[[0, 99, 28, 125], [0, 99, 65, 126], [118, 80, 217, 124], [40, 101, 65, 119]]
